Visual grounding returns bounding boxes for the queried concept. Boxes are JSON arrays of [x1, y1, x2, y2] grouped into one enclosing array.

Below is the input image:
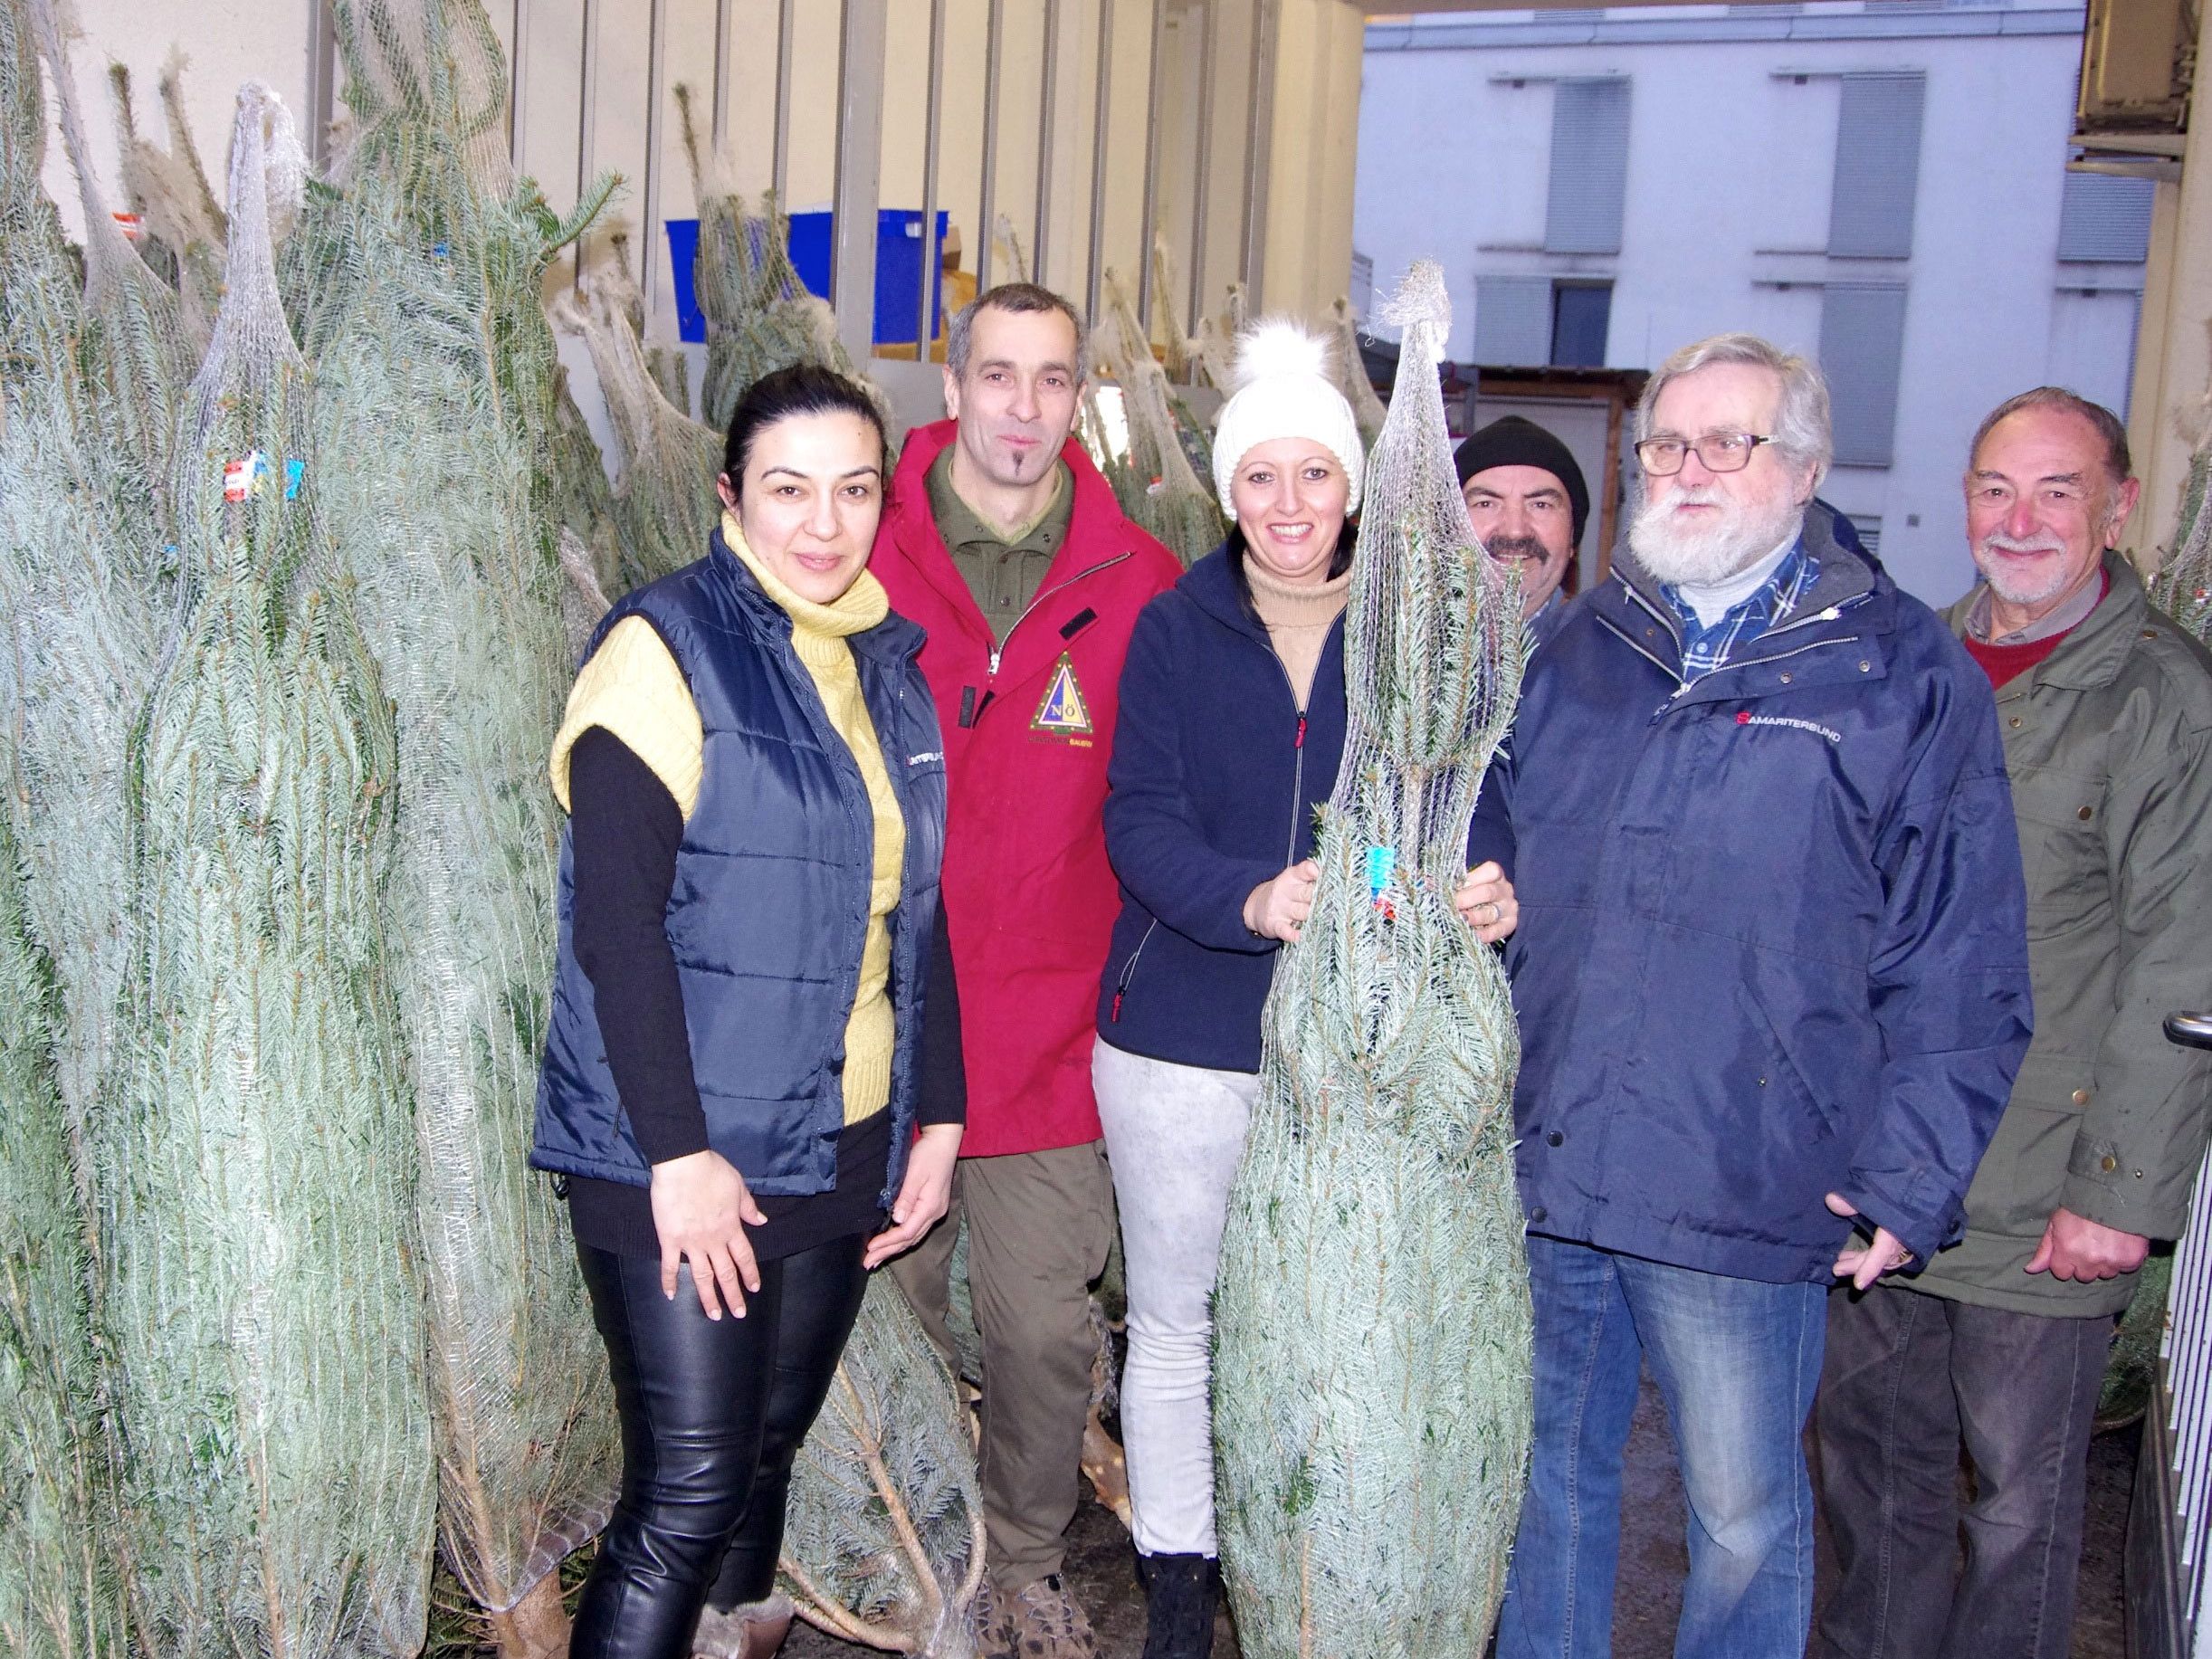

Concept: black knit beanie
[[1454, 415, 1591, 546]]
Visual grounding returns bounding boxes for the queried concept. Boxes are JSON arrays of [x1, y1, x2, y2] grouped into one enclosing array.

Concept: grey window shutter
[[1819, 282, 1910, 467], [1546, 79, 1631, 255], [2056, 173, 2154, 262], [1828, 72, 1924, 258], [1473, 276, 1553, 367]]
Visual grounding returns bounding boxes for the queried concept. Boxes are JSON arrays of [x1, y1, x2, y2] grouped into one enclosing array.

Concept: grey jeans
[[1092, 1039, 1258, 1559], [1813, 1282, 2112, 1659]]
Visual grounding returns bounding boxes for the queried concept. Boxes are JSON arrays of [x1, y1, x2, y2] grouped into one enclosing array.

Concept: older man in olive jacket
[[1816, 387, 2212, 1659]]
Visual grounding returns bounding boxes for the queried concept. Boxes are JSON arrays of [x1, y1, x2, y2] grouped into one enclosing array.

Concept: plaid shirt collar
[[1659, 539, 1818, 682]]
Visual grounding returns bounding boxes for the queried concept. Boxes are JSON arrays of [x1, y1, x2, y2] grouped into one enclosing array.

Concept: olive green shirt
[[1912, 555, 2212, 1317], [925, 445, 1073, 643]]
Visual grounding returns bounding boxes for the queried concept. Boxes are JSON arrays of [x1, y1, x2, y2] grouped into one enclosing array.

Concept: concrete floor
[[785, 1373, 2137, 1657]]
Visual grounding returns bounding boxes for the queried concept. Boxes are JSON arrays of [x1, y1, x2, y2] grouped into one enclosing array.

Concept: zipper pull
[[988, 646, 1002, 676], [1295, 714, 1308, 749], [1111, 989, 1124, 1022]]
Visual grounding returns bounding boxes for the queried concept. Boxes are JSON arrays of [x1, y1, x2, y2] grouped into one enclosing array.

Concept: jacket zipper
[[987, 551, 1134, 677], [1611, 586, 1873, 710], [1261, 648, 1311, 866], [1109, 919, 1159, 1022]]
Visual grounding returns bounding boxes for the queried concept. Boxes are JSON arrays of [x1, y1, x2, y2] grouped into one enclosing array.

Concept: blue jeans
[[1496, 1235, 1826, 1659]]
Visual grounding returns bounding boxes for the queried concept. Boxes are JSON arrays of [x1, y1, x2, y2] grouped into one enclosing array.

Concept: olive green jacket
[[1913, 554, 2212, 1316]]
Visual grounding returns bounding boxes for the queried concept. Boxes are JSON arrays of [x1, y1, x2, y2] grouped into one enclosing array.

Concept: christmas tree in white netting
[[102, 81, 435, 1656], [774, 1279, 987, 1656], [1212, 260, 1530, 1658], [551, 264, 724, 593], [1091, 267, 1223, 567], [290, 2, 621, 1644], [672, 82, 872, 434]]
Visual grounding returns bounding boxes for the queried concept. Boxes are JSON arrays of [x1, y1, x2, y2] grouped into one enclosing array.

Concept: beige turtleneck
[[1244, 558, 1352, 710]]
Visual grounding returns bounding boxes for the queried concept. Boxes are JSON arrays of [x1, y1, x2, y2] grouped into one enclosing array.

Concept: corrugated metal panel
[[1819, 281, 1910, 467], [1546, 78, 1631, 255], [1473, 275, 1554, 367], [2057, 172, 2156, 262], [1828, 72, 1924, 258]]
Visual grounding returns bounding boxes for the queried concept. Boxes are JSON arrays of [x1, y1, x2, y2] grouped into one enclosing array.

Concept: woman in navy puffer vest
[[531, 366, 954, 1659], [1092, 319, 1519, 1658]]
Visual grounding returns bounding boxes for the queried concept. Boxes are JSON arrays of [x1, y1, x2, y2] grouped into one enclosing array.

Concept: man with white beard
[[1473, 334, 2033, 1659], [1815, 388, 2212, 1659]]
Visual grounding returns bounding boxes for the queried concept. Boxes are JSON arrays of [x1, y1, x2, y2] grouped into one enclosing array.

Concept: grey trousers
[[1813, 1283, 2112, 1659], [889, 1139, 1116, 1594], [1092, 1039, 1258, 1559]]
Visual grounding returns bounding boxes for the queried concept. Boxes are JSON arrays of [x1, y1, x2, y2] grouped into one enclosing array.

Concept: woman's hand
[[650, 1149, 768, 1320], [864, 1123, 963, 1269], [1244, 859, 1320, 943], [1453, 861, 1519, 944]]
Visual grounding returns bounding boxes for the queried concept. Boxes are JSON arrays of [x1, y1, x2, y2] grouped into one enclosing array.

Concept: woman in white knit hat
[[1090, 319, 1518, 1658]]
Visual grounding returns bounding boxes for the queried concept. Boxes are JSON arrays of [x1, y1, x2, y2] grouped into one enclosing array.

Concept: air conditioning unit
[[2077, 0, 2196, 139]]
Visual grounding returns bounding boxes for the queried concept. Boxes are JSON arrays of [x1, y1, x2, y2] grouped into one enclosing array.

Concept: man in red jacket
[[875, 282, 1182, 1657]]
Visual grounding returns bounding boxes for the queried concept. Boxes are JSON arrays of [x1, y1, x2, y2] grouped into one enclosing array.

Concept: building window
[[1828, 72, 1925, 259], [1474, 275, 1554, 367], [1473, 276, 1613, 369], [1546, 79, 1631, 255], [1551, 281, 1613, 367], [2056, 172, 2154, 262], [1820, 282, 1910, 467], [1848, 515, 1883, 558]]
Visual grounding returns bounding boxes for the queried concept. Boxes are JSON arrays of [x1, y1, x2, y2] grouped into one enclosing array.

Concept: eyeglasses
[[1634, 432, 1777, 476]]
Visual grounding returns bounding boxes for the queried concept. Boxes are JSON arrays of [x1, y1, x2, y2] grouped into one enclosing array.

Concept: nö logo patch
[[1735, 710, 1842, 745]]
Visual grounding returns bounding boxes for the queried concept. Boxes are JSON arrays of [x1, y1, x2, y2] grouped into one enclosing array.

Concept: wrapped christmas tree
[[673, 82, 865, 433], [0, 782, 123, 1659], [550, 266, 723, 591], [1212, 261, 1530, 1658], [1330, 296, 1389, 453], [292, 4, 621, 1647], [1091, 267, 1223, 567], [777, 1280, 987, 1657], [0, 0, 170, 1238], [102, 81, 434, 1656], [109, 51, 226, 347]]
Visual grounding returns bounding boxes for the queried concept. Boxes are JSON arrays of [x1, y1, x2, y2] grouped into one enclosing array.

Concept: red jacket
[[871, 420, 1182, 1156]]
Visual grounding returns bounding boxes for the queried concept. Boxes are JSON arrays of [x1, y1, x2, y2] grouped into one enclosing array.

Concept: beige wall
[[56, 0, 1364, 360]]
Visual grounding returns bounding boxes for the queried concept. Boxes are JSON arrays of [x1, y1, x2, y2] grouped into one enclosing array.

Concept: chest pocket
[[2006, 762, 2109, 938]]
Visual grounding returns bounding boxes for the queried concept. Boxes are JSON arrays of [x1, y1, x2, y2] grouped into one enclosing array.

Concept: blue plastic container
[[664, 209, 950, 348]]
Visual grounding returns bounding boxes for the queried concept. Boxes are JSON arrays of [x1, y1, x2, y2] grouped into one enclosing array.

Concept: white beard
[[1975, 533, 2075, 607], [1629, 484, 1806, 587]]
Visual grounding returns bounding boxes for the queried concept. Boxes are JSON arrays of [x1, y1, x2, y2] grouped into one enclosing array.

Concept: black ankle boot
[[1137, 1552, 1218, 1659]]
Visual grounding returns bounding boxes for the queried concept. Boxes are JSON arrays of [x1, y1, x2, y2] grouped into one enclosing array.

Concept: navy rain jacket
[[1472, 517, 2033, 1281], [1097, 542, 1349, 1073]]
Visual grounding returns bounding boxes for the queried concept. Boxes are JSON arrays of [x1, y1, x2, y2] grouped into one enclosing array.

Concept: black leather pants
[[569, 1233, 870, 1659]]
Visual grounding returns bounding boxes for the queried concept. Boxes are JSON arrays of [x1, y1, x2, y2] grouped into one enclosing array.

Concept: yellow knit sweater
[[549, 517, 905, 1125]]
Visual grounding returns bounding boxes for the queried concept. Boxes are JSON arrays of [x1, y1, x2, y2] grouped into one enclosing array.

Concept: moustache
[[1485, 535, 1549, 563], [1978, 533, 2069, 558]]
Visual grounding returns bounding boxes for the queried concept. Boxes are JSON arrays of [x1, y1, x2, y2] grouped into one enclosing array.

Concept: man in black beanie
[[1455, 415, 1591, 646]]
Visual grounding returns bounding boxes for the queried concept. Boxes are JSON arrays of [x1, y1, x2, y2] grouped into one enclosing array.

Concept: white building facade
[[1355, 1, 2144, 605]]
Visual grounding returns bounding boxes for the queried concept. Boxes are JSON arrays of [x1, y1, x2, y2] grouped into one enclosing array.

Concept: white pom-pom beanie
[[1210, 317, 1366, 516]]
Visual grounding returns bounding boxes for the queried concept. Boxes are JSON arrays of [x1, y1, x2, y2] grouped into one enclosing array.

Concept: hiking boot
[[1136, 1553, 1219, 1659], [691, 1590, 793, 1659], [1004, 1573, 1099, 1658], [973, 1573, 1015, 1659]]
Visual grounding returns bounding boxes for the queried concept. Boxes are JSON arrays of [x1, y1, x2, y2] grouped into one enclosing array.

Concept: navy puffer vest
[[532, 533, 948, 1205]]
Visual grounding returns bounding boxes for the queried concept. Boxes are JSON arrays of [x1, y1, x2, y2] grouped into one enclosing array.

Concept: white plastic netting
[[291, 0, 622, 1617], [1212, 260, 1530, 1657], [101, 81, 435, 1655], [550, 265, 722, 593], [777, 1279, 988, 1657], [109, 51, 226, 348], [673, 82, 868, 434], [1089, 267, 1222, 567]]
